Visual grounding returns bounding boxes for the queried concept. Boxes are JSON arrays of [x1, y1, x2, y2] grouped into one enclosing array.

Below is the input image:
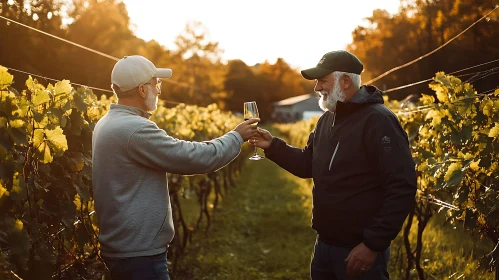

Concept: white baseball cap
[[111, 55, 172, 92]]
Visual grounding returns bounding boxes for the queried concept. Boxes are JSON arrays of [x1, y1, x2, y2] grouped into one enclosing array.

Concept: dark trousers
[[311, 238, 390, 280], [102, 252, 170, 280]]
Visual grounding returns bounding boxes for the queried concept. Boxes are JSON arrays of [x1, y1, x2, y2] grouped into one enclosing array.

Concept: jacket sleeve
[[127, 122, 244, 175], [263, 129, 314, 179], [362, 112, 417, 252]]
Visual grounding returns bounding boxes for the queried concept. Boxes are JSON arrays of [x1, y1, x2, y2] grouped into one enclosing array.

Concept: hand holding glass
[[244, 101, 264, 160]]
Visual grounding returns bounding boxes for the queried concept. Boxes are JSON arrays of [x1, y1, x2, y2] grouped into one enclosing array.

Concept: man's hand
[[233, 118, 260, 141], [249, 128, 273, 150], [345, 243, 377, 278]]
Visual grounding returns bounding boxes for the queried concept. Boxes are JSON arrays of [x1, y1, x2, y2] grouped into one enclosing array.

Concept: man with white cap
[[92, 55, 259, 279]]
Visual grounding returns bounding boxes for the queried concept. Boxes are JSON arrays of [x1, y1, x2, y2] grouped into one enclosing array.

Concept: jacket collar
[[110, 104, 152, 119], [334, 85, 384, 117]]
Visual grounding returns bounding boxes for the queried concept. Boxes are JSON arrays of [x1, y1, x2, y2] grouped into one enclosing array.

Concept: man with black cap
[[92, 55, 259, 279], [251, 50, 417, 279]]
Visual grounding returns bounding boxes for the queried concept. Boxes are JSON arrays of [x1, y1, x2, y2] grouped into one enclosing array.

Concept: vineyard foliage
[[276, 72, 499, 272], [0, 66, 244, 279]]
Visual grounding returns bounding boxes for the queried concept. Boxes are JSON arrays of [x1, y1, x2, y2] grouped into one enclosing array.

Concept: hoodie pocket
[[328, 141, 340, 171], [153, 212, 168, 240]]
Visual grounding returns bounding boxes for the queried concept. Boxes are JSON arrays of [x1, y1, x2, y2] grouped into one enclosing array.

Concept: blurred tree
[[162, 21, 225, 107], [223, 59, 260, 115], [348, 0, 499, 100], [64, 0, 143, 93], [0, 0, 66, 88]]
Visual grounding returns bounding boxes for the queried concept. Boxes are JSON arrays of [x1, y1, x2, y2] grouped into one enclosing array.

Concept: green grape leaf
[[33, 129, 45, 148], [62, 99, 72, 112], [74, 89, 88, 112], [9, 119, 24, 128], [70, 152, 85, 172], [45, 127, 68, 157], [0, 181, 9, 198], [0, 66, 14, 90], [9, 173, 26, 201], [54, 80, 72, 96], [6, 218, 30, 267], [74, 179, 90, 202], [15, 96, 30, 117], [489, 123, 499, 138], [8, 127, 27, 146], [0, 132, 14, 151], [32, 110, 45, 123], [32, 89, 50, 107], [442, 162, 464, 189], [482, 100, 494, 117], [68, 110, 85, 136]]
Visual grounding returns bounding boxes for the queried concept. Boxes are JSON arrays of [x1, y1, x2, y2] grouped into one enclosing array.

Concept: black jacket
[[265, 85, 417, 252]]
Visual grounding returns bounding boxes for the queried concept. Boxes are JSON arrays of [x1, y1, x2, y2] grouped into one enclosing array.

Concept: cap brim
[[301, 67, 333, 80], [155, 68, 172, 79]]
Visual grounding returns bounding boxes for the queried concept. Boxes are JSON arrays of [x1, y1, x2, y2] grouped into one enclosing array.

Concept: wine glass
[[244, 101, 264, 161]]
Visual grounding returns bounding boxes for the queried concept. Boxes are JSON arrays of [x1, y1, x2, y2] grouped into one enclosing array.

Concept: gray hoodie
[[92, 104, 244, 257]]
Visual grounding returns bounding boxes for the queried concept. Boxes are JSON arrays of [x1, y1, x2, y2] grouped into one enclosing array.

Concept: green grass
[[174, 153, 316, 280]]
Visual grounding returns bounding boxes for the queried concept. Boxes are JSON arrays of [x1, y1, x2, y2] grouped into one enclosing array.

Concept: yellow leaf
[[44, 127, 68, 156], [25, 76, 45, 96], [417, 161, 428, 172], [489, 123, 499, 138], [54, 80, 72, 96], [14, 97, 30, 117], [470, 160, 480, 171], [494, 88, 499, 96], [0, 181, 9, 198], [37, 142, 53, 163], [33, 129, 45, 148], [9, 119, 24, 128], [444, 162, 462, 181], [11, 172, 25, 195], [420, 94, 435, 105], [0, 65, 14, 90], [482, 100, 494, 117], [487, 162, 498, 176], [32, 89, 50, 107], [14, 219, 23, 231], [435, 87, 449, 103]]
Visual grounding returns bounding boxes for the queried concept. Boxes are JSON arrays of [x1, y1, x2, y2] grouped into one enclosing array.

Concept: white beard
[[145, 88, 158, 111], [318, 81, 345, 112]]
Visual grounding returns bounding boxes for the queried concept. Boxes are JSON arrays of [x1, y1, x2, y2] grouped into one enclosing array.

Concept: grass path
[[174, 150, 317, 280]]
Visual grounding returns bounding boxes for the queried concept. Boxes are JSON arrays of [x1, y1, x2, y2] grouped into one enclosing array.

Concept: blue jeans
[[311, 238, 390, 280], [102, 252, 170, 280]]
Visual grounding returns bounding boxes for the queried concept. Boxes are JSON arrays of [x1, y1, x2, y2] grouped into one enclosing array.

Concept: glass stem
[[254, 146, 258, 156]]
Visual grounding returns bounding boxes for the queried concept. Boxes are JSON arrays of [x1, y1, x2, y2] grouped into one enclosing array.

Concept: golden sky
[[122, 0, 400, 70]]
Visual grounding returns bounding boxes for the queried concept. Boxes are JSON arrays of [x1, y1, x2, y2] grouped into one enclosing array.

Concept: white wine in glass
[[243, 101, 264, 161]]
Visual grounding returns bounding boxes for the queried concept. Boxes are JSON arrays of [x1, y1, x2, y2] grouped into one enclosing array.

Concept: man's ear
[[343, 75, 351, 90], [138, 85, 146, 98]]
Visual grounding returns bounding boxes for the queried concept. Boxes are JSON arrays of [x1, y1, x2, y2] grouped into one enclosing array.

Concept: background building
[[271, 93, 323, 123]]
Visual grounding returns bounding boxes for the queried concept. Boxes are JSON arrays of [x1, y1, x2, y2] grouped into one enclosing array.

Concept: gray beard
[[319, 83, 345, 112], [145, 89, 158, 111]]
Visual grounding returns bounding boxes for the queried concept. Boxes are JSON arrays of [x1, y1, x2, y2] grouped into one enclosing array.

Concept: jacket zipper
[[329, 141, 340, 171], [329, 112, 336, 138]]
